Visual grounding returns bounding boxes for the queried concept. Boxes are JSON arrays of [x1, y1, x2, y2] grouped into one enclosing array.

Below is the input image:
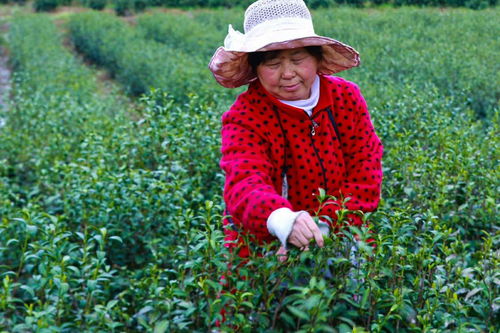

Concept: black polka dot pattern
[[220, 75, 383, 245]]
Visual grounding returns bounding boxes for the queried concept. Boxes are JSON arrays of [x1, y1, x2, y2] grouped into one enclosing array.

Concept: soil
[[0, 23, 11, 128]]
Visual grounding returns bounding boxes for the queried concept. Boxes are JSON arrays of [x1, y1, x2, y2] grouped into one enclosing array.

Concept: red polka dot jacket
[[220, 75, 383, 256]]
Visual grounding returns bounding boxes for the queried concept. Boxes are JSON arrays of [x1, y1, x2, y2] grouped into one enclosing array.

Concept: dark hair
[[248, 46, 323, 72]]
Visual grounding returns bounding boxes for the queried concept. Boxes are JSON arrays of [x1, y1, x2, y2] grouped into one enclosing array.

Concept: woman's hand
[[288, 212, 324, 249], [276, 212, 324, 262]]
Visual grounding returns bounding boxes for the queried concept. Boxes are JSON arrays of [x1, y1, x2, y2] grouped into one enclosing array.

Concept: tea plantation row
[[0, 7, 498, 332], [17, 0, 500, 15]]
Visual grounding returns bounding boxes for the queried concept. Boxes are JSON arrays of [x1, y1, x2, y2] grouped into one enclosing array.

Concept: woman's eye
[[265, 62, 280, 68], [292, 57, 305, 64]]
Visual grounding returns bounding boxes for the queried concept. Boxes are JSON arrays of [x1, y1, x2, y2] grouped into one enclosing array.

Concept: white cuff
[[267, 208, 305, 247]]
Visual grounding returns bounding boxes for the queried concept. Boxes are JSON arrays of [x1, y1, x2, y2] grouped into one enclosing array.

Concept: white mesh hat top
[[209, 0, 360, 88], [244, 0, 311, 34]]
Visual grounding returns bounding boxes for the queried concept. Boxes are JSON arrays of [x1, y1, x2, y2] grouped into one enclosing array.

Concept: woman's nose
[[281, 63, 295, 79]]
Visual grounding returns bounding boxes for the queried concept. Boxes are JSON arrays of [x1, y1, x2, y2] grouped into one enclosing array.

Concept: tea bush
[[7, 14, 108, 186], [1, 6, 498, 332], [6, 13, 224, 266], [67, 11, 223, 100], [115, 0, 498, 9], [1, 14, 133, 329], [33, 0, 60, 12], [2, 13, 225, 329], [312, 7, 500, 119], [136, 11, 226, 59], [113, 0, 132, 15], [85, 0, 107, 10]]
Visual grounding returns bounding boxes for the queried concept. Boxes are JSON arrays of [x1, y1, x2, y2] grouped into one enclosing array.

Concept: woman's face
[[256, 47, 319, 101]]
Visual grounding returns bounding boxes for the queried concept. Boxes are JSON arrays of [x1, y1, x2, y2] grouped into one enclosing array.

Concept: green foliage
[[1, 6, 499, 332], [312, 7, 499, 119], [118, 0, 498, 9], [67, 11, 222, 100], [33, 0, 60, 12], [2, 14, 132, 329], [136, 12, 226, 59], [0, 0, 27, 4], [149, 0, 253, 8], [134, 0, 148, 11], [113, 0, 132, 16], [85, 0, 107, 10], [113, 0, 149, 16]]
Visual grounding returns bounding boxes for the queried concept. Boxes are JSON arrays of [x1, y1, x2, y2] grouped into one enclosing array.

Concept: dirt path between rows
[[0, 23, 11, 128]]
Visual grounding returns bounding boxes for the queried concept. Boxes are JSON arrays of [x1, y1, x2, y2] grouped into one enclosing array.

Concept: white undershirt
[[278, 75, 320, 116]]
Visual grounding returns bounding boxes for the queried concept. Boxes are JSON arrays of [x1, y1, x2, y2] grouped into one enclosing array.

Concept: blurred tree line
[[1, 0, 496, 13]]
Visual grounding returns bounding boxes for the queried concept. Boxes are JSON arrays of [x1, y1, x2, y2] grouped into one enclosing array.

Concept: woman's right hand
[[277, 212, 324, 262], [288, 212, 325, 250]]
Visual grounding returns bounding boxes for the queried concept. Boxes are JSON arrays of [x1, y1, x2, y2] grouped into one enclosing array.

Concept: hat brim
[[209, 36, 360, 88]]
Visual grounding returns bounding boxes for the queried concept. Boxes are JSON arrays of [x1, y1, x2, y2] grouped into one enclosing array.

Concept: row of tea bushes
[[2, 13, 225, 331], [32, 0, 145, 14], [136, 12, 227, 59], [6, 14, 120, 194], [1, 14, 133, 330], [68, 13, 234, 103], [1, 8, 498, 332], [67, 11, 229, 101], [312, 7, 499, 119], [6, 12, 224, 266], [2, 12, 234, 331]]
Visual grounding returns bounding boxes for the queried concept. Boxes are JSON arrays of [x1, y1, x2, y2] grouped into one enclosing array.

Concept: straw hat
[[208, 0, 360, 88]]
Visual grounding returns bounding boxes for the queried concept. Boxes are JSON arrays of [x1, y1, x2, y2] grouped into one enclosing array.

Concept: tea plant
[[0, 5, 498, 332], [136, 11, 226, 59], [67, 11, 215, 99]]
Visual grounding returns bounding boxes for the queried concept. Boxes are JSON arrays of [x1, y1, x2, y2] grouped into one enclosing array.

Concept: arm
[[220, 112, 292, 241], [221, 112, 325, 248]]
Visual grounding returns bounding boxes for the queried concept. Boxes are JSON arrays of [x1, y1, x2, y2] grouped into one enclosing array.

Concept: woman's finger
[[304, 219, 324, 248], [298, 213, 325, 248], [276, 245, 288, 262], [287, 212, 325, 249], [294, 218, 314, 239], [288, 232, 309, 248]]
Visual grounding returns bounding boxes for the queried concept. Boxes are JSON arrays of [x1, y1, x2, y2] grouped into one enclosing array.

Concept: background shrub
[[33, 0, 60, 12], [86, 0, 107, 10], [113, 0, 132, 15], [138, 0, 498, 8]]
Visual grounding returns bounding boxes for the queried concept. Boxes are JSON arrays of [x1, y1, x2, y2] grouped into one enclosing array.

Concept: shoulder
[[222, 83, 269, 126], [321, 75, 362, 93], [320, 75, 366, 109]]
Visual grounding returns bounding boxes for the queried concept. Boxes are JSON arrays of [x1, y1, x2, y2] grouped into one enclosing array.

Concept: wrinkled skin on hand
[[277, 212, 324, 262]]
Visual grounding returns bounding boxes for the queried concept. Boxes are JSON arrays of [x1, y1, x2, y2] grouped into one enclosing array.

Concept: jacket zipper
[[311, 119, 319, 136], [308, 114, 328, 193]]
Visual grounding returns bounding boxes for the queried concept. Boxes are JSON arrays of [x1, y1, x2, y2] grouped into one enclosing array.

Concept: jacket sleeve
[[220, 110, 293, 241], [324, 82, 383, 225]]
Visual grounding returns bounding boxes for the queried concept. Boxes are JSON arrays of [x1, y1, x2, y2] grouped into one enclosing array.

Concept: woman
[[209, 0, 383, 260]]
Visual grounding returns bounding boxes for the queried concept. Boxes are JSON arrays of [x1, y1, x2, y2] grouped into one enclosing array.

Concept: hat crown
[[244, 0, 312, 34]]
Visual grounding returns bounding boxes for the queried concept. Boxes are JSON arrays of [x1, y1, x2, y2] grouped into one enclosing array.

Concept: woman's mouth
[[282, 83, 300, 92]]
